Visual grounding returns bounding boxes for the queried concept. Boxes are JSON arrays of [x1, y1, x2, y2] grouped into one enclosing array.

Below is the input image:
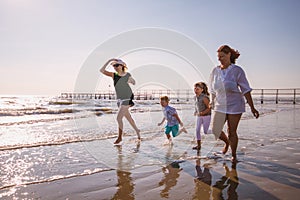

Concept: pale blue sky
[[0, 0, 299, 95]]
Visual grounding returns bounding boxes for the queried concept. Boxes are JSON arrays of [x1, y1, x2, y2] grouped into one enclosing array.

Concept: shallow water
[[0, 95, 299, 198]]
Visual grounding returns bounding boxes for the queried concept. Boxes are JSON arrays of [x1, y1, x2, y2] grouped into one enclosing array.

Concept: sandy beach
[[1, 104, 298, 200], [2, 0, 300, 198]]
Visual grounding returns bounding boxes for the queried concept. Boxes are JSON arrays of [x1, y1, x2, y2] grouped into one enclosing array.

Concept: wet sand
[[5, 106, 300, 200]]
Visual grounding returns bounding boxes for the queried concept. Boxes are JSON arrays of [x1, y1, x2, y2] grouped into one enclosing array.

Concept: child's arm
[[158, 117, 166, 126], [210, 93, 216, 110], [173, 113, 183, 126], [199, 97, 211, 116], [194, 97, 197, 116], [100, 58, 116, 78]]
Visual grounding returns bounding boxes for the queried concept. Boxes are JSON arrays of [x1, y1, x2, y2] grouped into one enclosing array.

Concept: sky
[[0, 0, 299, 95]]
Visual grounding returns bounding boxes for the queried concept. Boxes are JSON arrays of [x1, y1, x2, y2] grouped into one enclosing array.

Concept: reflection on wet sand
[[112, 142, 141, 200], [112, 170, 134, 200], [111, 142, 240, 200], [192, 149, 239, 200], [193, 158, 212, 199], [212, 162, 239, 200], [158, 146, 182, 198]]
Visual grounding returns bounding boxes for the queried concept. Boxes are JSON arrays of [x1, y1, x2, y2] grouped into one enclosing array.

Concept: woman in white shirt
[[209, 45, 259, 162]]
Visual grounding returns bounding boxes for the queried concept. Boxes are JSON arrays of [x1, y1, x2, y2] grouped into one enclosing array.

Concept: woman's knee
[[116, 112, 124, 122], [228, 131, 238, 140]]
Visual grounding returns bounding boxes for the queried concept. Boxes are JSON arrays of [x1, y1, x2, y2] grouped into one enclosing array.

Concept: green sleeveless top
[[113, 72, 134, 106]]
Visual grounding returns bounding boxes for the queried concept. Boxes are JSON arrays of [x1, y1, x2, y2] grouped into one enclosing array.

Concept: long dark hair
[[217, 45, 240, 64], [194, 82, 209, 96]]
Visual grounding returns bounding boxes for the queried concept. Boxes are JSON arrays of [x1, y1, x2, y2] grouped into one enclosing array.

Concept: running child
[[157, 96, 185, 144], [193, 82, 211, 150]]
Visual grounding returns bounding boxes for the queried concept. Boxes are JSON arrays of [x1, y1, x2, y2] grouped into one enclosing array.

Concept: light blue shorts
[[165, 124, 179, 137]]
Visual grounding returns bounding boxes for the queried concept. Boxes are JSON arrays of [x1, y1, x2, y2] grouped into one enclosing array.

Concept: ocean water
[[0, 95, 298, 198]]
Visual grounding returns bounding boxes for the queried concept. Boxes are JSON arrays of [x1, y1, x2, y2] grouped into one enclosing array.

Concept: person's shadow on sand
[[212, 162, 239, 200]]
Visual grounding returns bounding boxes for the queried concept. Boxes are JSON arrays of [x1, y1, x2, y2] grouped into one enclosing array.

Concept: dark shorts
[[117, 94, 135, 107]]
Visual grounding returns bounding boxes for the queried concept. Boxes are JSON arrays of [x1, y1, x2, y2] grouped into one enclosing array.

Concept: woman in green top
[[100, 58, 140, 144]]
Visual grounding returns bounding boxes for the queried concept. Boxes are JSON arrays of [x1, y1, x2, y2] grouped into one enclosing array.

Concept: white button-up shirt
[[209, 64, 252, 114]]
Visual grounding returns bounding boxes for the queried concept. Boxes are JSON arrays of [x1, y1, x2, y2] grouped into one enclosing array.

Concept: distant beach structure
[[59, 88, 300, 104], [252, 88, 300, 104]]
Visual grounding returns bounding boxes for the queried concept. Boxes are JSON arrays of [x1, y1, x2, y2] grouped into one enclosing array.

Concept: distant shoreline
[[1, 88, 300, 104]]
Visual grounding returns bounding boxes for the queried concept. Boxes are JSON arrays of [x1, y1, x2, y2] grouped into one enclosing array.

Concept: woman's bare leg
[[123, 106, 140, 139], [219, 131, 229, 154], [115, 105, 128, 144], [114, 128, 122, 144], [227, 114, 242, 162], [213, 112, 229, 154]]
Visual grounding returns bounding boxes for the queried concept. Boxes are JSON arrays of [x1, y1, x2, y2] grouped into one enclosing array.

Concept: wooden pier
[[60, 88, 300, 104], [252, 88, 300, 104], [60, 92, 115, 100], [60, 90, 193, 102]]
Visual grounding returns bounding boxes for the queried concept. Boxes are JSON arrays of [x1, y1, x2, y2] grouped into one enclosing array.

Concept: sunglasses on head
[[113, 64, 122, 68]]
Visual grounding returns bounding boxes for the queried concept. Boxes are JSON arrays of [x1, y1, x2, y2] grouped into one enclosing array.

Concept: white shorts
[[211, 111, 227, 139]]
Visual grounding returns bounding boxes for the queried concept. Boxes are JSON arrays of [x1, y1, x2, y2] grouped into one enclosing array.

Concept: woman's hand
[[244, 92, 259, 119], [251, 108, 259, 118], [100, 59, 116, 77]]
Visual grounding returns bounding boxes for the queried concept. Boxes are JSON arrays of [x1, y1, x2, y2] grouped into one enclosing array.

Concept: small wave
[[0, 108, 116, 126], [270, 137, 300, 143], [0, 108, 117, 126], [89, 107, 114, 114], [0, 114, 88, 126], [0, 168, 114, 191], [26, 108, 80, 115], [0, 127, 173, 151], [49, 101, 76, 105], [0, 134, 119, 151], [0, 108, 80, 117], [49, 99, 107, 105], [241, 108, 277, 120]]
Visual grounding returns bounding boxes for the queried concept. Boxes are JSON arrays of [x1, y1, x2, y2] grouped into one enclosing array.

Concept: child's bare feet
[[192, 145, 201, 150], [193, 140, 201, 150], [180, 127, 188, 133], [164, 138, 173, 145], [135, 129, 141, 140]]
